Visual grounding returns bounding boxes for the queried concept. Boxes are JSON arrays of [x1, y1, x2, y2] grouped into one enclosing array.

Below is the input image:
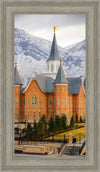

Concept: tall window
[[16, 88, 18, 93], [39, 110, 41, 118], [27, 98, 30, 105], [58, 87, 60, 92], [51, 64, 54, 72], [23, 97, 25, 105], [50, 97, 53, 105], [63, 87, 65, 92], [58, 98, 60, 105], [32, 95, 37, 105], [63, 97, 65, 105], [58, 110, 60, 116], [27, 110, 29, 117], [16, 110, 18, 117], [16, 98, 18, 105], [39, 97, 41, 105], [33, 111, 35, 118]]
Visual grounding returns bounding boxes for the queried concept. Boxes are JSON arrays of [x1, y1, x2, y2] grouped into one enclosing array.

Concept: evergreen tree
[[80, 116, 83, 123], [70, 116, 75, 128], [26, 123, 32, 138], [61, 114, 67, 130], [76, 114, 78, 123], [37, 120, 45, 136], [40, 114, 47, 130], [33, 120, 37, 136], [55, 115, 62, 131], [48, 115, 55, 133]]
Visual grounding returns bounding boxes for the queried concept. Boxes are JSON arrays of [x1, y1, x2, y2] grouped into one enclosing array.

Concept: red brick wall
[[73, 82, 86, 121], [20, 79, 47, 122], [14, 85, 22, 122], [14, 79, 86, 123], [54, 84, 69, 118]]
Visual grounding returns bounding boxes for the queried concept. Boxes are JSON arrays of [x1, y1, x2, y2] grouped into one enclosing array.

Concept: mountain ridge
[[15, 28, 86, 86]]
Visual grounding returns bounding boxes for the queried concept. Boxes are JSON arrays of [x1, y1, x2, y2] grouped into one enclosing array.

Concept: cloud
[[14, 14, 86, 47]]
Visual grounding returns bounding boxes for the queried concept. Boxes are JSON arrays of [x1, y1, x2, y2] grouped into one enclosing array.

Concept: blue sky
[[15, 14, 86, 48]]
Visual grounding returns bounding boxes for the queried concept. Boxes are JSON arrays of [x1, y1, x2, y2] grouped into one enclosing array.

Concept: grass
[[75, 123, 85, 127], [46, 124, 86, 142]]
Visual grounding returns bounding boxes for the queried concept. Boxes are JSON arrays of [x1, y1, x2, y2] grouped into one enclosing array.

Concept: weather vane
[[54, 26, 56, 34]]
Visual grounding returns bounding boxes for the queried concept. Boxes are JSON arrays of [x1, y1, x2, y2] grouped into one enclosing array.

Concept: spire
[[54, 60, 68, 84], [14, 62, 22, 85], [47, 27, 60, 61]]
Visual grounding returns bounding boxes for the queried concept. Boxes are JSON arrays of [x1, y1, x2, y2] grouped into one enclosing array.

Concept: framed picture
[[0, 0, 99, 171]]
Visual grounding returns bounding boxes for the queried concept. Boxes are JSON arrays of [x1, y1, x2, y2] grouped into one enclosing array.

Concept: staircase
[[62, 139, 86, 156], [62, 145, 81, 155]]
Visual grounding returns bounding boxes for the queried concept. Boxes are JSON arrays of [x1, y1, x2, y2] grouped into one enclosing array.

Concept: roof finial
[[15, 62, 17, 68], [54, 26, 56, 34]]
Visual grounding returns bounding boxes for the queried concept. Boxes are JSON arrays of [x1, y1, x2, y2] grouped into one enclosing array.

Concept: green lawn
[[46, 125, 86, 142], [75, 123, 85, 127]]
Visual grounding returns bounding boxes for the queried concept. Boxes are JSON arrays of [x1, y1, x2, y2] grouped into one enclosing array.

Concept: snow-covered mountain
[[15, 28, 86, 86]]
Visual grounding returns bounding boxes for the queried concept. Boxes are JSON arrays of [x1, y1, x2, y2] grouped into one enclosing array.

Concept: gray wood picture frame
[[0, 0, 100, 171]]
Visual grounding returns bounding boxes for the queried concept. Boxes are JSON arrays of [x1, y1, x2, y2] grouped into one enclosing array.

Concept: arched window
[[63, 87, 65, 92], [63, 97, 65, 105], [27, 110, 29, 117], [58, 87, 60, 92], [51, 64, 54, 72], [16, 98, 18, 105], [16, 110, 18, 117], [39, 110, 41, 118], [32, 95, 37, 105], [50, 97, 53, 105], [39, 97, 41, 105], [33, 111, 35, 118], [16, 88, 18, 93]]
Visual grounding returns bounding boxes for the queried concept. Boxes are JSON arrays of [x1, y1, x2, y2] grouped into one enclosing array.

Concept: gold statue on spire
[[54, 26, 56, 34]]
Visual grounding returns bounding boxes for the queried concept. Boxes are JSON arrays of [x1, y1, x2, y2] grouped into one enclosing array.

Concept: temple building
[[14, 27, 86, 124]]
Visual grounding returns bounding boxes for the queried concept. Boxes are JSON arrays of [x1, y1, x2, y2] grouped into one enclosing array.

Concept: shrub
[[70, 116, 75, 128]]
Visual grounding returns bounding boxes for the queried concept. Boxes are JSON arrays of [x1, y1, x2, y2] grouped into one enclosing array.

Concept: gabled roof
[[22, 75, 54, 93], [67, 77, 82, 94], [14, 63, 22, 85], [47, 34, 60, 61], [21, 75, 82, 94], [35, 75, 54, 93], [54, 62, 68, 84]]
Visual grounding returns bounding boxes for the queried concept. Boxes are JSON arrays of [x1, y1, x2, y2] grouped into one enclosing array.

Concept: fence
[[17, 133, 85, 145]]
